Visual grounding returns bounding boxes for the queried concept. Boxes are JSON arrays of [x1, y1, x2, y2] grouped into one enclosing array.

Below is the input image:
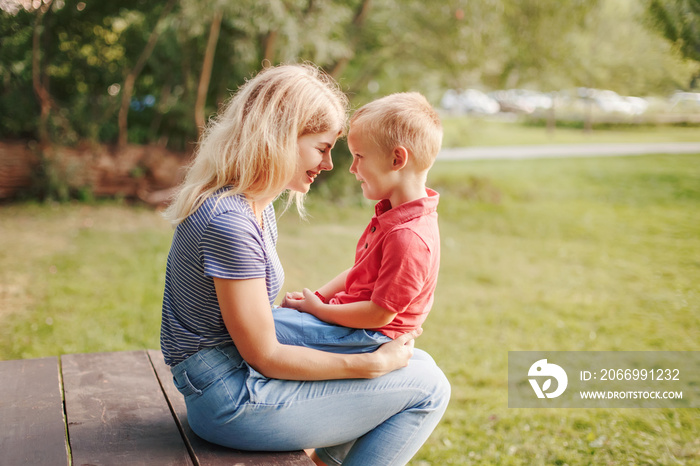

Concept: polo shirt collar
[[374, 188, 439, 228]]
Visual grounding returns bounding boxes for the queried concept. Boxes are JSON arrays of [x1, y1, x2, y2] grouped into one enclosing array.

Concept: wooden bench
[[0, 350, 313, 465]]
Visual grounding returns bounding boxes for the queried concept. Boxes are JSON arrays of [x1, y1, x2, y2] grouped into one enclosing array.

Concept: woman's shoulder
[[180, 190, 248, 233], [197, 189, 247, 217]]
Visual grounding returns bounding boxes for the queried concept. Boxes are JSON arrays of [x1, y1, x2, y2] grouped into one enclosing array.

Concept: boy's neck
[[388, 178, 428, 208]]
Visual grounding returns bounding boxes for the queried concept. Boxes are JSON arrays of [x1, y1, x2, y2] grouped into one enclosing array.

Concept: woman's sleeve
[[200, 212, 266, 280]]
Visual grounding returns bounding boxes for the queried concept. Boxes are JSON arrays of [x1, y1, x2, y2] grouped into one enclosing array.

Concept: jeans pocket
[[173, 370, 203, 397], [243, 363, 274, 405]]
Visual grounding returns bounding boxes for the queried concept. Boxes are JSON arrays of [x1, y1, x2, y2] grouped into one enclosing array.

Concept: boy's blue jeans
[[170, 308, 450, 466], [272, 306, 393, 353]]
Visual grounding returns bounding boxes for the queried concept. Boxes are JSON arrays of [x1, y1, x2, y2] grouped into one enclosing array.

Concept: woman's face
[[289, 129, 338, 193]]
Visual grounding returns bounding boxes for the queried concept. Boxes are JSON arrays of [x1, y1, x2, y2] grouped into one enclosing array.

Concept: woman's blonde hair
[[165, 63, 349, 225], [350, 92, 442, 172]]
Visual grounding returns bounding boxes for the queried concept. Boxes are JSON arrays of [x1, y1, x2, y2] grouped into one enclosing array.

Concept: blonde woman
[[160, 64, 450, 466]]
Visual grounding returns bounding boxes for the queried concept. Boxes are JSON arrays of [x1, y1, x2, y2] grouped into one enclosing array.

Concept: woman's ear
[[391, 146, 409, 171]]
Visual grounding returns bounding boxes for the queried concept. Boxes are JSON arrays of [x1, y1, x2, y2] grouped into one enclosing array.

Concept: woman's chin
[[287, 183, 311, 194]]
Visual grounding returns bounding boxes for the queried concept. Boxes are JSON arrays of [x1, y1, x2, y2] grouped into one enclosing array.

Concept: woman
[[160, 63, 450, 466]]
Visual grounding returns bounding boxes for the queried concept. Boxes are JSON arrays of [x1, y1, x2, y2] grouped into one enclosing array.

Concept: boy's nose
[[349, 158, 357, 174]]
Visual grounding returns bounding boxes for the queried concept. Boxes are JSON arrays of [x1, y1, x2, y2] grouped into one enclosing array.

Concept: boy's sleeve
[[199, 212, 266, 280], [370, 228, 433, 314]]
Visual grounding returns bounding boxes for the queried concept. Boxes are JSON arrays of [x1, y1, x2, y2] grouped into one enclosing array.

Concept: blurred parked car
[[669, 92, 700, 111], [489, 89, 553, 114], [441, 89, 500, 115], [579, 88, 649, 115]]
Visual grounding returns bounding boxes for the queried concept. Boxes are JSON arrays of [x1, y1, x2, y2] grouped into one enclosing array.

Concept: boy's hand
[[280, 291, 304, 308], [282, 288, 323, 315]]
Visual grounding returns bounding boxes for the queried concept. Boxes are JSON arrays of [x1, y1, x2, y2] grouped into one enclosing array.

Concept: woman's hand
[[369, 328, 423, 377]]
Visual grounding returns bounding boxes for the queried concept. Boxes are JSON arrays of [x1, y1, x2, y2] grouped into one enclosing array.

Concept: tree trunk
[[329, 0, 372, 78], [584, 98, 593, 134], [547, 95, 556, 135], [195, 9, 223, 138], [263, 30, 278, 64], [118, 0, 177, 148], [32, 5, 51, 145]]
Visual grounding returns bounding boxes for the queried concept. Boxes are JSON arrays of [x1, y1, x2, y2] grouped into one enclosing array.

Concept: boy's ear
[[391, 146, 409, 171]]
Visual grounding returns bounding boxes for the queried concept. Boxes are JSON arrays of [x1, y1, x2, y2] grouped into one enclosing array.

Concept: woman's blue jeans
[[170, 309, 450, 465]]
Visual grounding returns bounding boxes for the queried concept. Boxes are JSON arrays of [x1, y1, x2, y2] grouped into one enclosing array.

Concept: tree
[[179, 0, 354, 138], [649, 0, 700, 62], [0, 0, 181, 145], [570, 0, 698, 95], [31, 0, 52, 144], [648, 0, 700, 86], [1, 0, 697, 152], [494, 0, 599, 90], [194, 8, 222, 137], [117, 0, 176, 148], [4, 0, 72, 144]]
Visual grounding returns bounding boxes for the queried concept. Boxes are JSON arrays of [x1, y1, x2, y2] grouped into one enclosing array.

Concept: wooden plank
[[148, 350, 314, 466], [0, 357, 69, 466], [62, 351, 193, 466]]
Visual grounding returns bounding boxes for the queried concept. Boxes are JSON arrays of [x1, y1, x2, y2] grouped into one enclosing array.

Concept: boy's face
[[347, 125, 396, 201]]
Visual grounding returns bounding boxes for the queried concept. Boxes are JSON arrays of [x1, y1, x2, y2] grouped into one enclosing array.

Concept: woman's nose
[[320, 151, 333, 171]]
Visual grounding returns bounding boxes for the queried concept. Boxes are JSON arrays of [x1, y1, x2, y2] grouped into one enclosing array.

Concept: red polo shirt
[[330, 189, 440, 338]]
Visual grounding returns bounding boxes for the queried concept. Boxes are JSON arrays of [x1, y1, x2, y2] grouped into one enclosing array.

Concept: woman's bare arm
[[214, 277, 417, 381]]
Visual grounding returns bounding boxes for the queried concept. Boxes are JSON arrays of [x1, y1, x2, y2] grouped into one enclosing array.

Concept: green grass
[[1, 153, 699, 464], [0, 204, 169, 356], [417, 154, 700, 465], [442, 117, 700, 147]]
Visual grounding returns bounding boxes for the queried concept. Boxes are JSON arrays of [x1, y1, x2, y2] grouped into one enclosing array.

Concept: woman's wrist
[[357, 350, 393, 379]]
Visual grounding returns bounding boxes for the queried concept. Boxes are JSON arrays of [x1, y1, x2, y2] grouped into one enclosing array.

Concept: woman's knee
[[410, 350, 451, 409], [428, 364, 451, 410]]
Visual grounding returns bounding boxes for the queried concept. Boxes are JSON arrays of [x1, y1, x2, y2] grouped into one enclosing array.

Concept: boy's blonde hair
[[350, 92, 442, 171], [165, 63, 348, 225]]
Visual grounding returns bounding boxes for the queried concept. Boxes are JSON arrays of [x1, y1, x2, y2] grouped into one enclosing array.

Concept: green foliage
[[648, 0, 700, 64], [571, 0, 698, 94], [1, 0, 697, 151], [0, 11, 36, 139]]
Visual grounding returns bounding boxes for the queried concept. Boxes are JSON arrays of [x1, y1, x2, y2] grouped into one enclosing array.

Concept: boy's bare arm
[[281, 268, 350, 308], [285, 288, 397, 329], [317, 268, 350, 300]]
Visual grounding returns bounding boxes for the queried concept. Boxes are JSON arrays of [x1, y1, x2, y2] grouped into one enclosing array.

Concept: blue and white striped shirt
[[160, 189, 283, 366]]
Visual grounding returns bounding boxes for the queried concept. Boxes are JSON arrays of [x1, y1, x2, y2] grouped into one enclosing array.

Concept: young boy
[[275, 92, 442, 353]]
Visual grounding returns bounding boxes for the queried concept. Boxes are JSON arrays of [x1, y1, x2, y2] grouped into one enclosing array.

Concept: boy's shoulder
[[383, 210, 439, 254]]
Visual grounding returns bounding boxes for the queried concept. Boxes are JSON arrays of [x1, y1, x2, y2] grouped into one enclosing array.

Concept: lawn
[[441, 116, 700, 147], [1, 152, 698, 464]]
